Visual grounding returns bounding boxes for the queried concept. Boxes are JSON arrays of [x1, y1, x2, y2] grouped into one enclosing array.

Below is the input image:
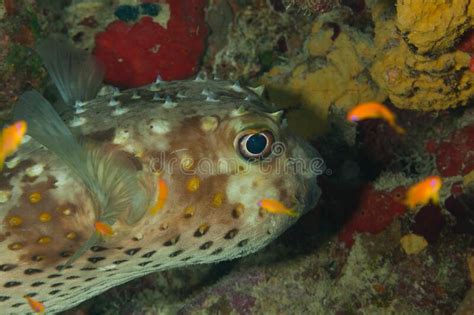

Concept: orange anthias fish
[[0, 120, 27, 170], [150, 178, 168, 215], [258, 199, 298, 217], [404, 176, 442, 210], [95, 221, 114, 236], [346, 102, 406, 134], [24, 296, 45, 314]]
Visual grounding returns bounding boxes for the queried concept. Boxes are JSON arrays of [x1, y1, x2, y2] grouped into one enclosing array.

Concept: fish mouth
[[287, 135, 324, 215]]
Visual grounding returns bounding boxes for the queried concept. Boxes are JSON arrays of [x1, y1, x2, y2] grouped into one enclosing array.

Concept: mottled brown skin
[[0, 79, 321, 314]]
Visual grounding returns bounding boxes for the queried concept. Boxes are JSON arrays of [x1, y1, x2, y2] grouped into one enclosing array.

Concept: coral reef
[[0, 0, 473, 314], [396, 0, 473, 55], [0, 0, 46, 117], [370, 0, 474, 111], [283, 0, 341, 14], [261, 9, 386, 136]]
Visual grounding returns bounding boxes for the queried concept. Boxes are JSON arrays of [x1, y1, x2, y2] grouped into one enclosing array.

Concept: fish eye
[[235, 130, 274, 161]]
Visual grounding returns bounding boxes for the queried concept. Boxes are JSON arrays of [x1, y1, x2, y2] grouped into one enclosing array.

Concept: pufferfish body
[[0, 39, 323, 314]]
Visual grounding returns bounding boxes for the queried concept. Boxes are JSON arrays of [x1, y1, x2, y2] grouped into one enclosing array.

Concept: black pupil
[[246, 134, 267, 154]]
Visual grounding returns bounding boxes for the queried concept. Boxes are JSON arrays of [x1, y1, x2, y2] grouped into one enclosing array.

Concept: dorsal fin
[[13, 91, 152, 267], [36, 37, 105, 106]]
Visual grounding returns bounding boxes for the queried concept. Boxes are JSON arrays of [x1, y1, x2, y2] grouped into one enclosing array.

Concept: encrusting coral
[[370, 0, 474, 111], [261, 9, 386, 136]]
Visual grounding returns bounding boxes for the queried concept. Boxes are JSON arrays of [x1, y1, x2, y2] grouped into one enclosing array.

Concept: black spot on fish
[[169, 250, 183, 257], [47, 274, 62, 279], [60, 251, 73, 258], [11, 303, 24, 308], [237, 239, 249, 247], [113, 259, 128, 265], [24, 292, 37, 298], [66, 275, 80, 280], [200, 241, 213, 250], [85, 277, 96, 282], [181, 257, 192, 261], [31, 282, 45, 287], [141, 250, 156, 258], [80, 267, 96, 271], [0, 296, 10, 302], [24, 268, 43, 275], [0, 264, 17, 271], [90, 246, 108, 252], [138, 261, 152, 267], [56, 265, 73, 271], [194, 224, 210, 237], [152, 263, 162, 268], [224, 228, 239, 239], [49, 290, 61, 295], [211, 248, 223, 255], [4, 281, 21, 288], [51, 283, 64, 288], [88, 256, 106, 264], [125, 248, 141, 256], [163, 235, 180, 246]]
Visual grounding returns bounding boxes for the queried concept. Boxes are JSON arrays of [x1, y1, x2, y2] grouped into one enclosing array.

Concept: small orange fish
[[404, 176, 442, 210], [150, 178, 168, 215], [258, 199, 298, 217], [95, 221, 114, 236], [24, 296, 45, 314], [0, 120, 27, 170], [347, 102, 406, 134]]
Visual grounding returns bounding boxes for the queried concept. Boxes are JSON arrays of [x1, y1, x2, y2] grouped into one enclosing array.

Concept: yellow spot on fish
[[39, 212, 52, 222], [183, 206, 195, 218], [32, 255, 44, 262], [0, 190, 12, 203], [159, 222, 169, 230], [37, 236, 51, 245], [200, 116, 219, 132], [60, 207, 72, 216], [196, 223, 210, 236], [212, 192, 224, 207], [29, 192, 42, 204], [8, 216, 23, 227], [8, 242, 24, 250], [258, 199, 298, 217], [66, 232, 77, 240], [187, 176, 200, 192]]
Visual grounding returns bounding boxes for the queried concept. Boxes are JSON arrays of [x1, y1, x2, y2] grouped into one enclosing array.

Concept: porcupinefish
[[0, 39, 323, 314]]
